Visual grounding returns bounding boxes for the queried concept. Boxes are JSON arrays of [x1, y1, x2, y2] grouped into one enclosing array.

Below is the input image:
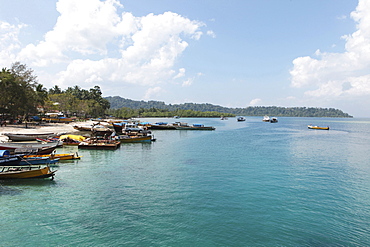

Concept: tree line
[[0, 63, 110, 121], [105, 96, 353, 118]]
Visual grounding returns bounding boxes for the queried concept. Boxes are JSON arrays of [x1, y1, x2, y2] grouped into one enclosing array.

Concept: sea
[[1, 117, 370, 247]]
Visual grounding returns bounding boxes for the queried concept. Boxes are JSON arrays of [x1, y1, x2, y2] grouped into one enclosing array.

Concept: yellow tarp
[[59, 134, 86, 141]]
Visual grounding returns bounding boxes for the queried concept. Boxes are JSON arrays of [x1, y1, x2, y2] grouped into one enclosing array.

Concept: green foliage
[[106, 107, 234, 119], [48, 85, 110, 118], [105, 96, 353, 118], [0, 62, 47, 119]]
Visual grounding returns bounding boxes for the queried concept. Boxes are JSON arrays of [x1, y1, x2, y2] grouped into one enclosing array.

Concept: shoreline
[[0, 122, 79, 142]]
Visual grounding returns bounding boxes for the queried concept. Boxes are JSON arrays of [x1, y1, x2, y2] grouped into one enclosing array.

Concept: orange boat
[[0, 166, 56, 179]]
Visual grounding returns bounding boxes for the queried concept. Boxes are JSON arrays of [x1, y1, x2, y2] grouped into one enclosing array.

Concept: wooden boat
[[91, 124, 114, 137], [24, 153, 82, 161], [175, 123, 215, 130], [3, 132, 55, 142], [19, 157, 60, 165], [73, 125, 92, 131], [0, 142, 60, 155], [78, 139, 120, 150], [117, 135, 153, 143], [308, 125, 329, 130], [0, 166, 56, 179], [59, 134, 86, 146], [0, 150, 22, 166], [148, 122, 177, 130]]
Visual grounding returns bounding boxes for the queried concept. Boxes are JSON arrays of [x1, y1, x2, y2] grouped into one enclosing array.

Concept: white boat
[[262, 116, 270, 122], [3, 132, 55, 142]]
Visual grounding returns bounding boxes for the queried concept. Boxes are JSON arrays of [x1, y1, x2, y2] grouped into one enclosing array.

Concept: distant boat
[[117, 135, 154, 143], [262, 116, 270, 122], [174, 123, 215, 130], [237, 117, 246, 122], [270, 117, 278, 123], [220, 116, 228, 120], [308, 125, 329, 130]]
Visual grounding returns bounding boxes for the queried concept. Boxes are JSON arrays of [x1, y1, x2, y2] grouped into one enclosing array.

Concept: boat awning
[[0, 150, 10, 157], [59, 134, 86, 141]]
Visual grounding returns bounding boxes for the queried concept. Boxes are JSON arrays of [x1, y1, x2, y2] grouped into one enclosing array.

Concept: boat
[[262, 116, 270, 122], [91, 124, 114, 137], [78, 139, 121, 150], [73, 125, 93, 131], [147, 122, 177, 130], [0, 166, 56, 179], [59, 134, 86, 146], [270, 117, 278, 123], [220, 116, 228, 120], [308, 125, 329, 130], [24, 152, 82, 161], [0, 150, 22, 166], [0, 142, 60, 155], [117, 135, 154, 143], [19, 157, 60, 165], [175, 123, 215, 130], [237, 117, 246, 122], [3, 132, 55, 142]]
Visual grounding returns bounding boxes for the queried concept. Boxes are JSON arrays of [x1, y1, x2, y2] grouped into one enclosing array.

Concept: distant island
[[105, 96, 353, 118]]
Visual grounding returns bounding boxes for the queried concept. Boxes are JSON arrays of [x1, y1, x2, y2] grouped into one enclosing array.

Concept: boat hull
[[118, 135, 152, 143], [0, 166, 56, 179], [3, 133, 55, 142], [308, 125, 329, 130]]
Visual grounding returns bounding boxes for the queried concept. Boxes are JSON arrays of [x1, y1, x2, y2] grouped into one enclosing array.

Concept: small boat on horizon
[[270, 117, 278, 123], [262, 116, 270, 122], [237, 117, 246, 122], [308, 125, 329, 130]]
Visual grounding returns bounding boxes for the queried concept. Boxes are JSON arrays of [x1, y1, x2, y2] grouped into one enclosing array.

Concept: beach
[[0, 122, 79, 142]]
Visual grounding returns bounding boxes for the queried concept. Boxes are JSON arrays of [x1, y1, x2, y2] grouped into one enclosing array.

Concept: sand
[[0, 122, 87, 142]]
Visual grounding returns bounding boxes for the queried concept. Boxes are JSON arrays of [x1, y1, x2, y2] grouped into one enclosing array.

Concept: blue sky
[[1, 0, 369, 117]]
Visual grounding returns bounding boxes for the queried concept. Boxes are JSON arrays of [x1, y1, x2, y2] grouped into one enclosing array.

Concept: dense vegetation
[[106, 96, 353, 118], [106, 107, 235, 119], [0, 63, 110, 120]]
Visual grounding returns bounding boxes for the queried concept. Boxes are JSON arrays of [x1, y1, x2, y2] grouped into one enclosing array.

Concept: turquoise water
[[1, 117, 370, 246]]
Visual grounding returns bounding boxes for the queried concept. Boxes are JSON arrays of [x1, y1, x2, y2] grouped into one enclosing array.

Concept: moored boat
[[175, 123, 215, 130], [0, 166, 56, 179], [308, 125, 329, 130], [270, 117, 278, 123], [78, 139, 120, 150], [3, 132, 55, 142], [117, 135, 154, 143], [24, 152, 81, 161], [19, 157, 60, 165], [262, 116, 270, 122], [0, 150, 22, 166], [0, 142, 60, 155]]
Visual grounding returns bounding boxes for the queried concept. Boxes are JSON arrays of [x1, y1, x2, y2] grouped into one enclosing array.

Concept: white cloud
[[1, 0, 206, 98], [173, 68, 185, 79], [249, 98, 261, 106], [290, 0, 370, 100], [182, 78, 193, 87], [144, 87, 162, 99], [0, 21, 25, 67]]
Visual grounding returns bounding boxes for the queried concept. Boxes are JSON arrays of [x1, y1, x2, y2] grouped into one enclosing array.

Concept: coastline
[[0, 122, 78, 142]]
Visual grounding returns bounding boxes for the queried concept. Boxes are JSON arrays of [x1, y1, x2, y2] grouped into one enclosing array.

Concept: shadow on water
[[0, 179, 56, 196]]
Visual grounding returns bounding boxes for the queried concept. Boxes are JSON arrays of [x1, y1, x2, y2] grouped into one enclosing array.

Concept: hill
[[105, 96, 353, 118]]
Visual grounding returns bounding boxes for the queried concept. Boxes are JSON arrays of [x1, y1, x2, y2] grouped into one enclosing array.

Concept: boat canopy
[[59, 134, 86, 142], [0, 150, 10, 157]]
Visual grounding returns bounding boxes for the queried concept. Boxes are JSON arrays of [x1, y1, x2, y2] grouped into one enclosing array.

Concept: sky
[[1, 0, 369, 117]]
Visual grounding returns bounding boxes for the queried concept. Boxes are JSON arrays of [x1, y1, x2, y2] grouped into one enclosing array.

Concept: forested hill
[[105, 96, 353, 118]]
